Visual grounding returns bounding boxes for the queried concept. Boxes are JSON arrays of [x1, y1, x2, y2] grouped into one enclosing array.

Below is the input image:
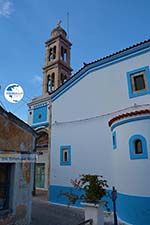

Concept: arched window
[[129, 135, 148, 160], [134, 139, 143, 154], [61, 46, 67, 62], [51, 73, 55, 91], [60, 73, 67, 85], [53, 46, 56, 59], [64, 49, 67, 62], [48, 46, 56, 61], [36, 131, 48, 149], [47, 73, 55, 93], [61, 46, 64, 60], [48, 48, 53, 61], [47, 75, 51, 93]]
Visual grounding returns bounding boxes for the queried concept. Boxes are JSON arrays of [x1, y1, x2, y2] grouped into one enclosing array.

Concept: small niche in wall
[[112, 131, 117, 150]]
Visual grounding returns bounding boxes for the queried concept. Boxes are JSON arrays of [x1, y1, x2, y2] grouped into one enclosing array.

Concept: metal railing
[[77, 219, 93, 225]]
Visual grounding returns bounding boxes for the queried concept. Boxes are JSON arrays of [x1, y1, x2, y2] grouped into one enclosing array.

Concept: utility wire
[[52, 103, 150, 126]]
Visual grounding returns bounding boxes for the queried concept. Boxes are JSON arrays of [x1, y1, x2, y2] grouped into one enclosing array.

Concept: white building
[[49, 39, 150, 225]]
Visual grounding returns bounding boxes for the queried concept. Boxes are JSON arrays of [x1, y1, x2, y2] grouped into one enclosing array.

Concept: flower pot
[[81, 201, 105, 225]]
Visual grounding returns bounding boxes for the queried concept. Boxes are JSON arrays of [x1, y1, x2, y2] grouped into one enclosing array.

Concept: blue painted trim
[[111, 115, 150, 131], [60, 145, 71, 166], [49, 185, 150, 225], [127, 66, 150, 98], [129, 134, 148, 160], [31, 121, 49, 128], [48, 185, 85, 207], [112, 131, 117, 149], [52, 46, 150, 102]]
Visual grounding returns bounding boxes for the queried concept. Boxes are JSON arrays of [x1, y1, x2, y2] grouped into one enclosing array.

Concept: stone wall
[[0, 106, 36, 225], [0, 114, 34, 152]]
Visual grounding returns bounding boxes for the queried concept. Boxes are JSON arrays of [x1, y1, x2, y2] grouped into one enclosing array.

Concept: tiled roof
[[74, 39, 150, 74], [108, 109, 150, 127]]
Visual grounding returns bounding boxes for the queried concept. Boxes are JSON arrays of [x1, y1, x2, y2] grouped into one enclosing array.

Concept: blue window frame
[[127, 66, 150, 98], [112, 131, 117, 149], [60, 145, 71, 166], [129, 135, 148, 160]]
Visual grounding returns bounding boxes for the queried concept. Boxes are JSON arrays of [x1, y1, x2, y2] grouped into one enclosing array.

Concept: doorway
[[35, 163, 45, 188]]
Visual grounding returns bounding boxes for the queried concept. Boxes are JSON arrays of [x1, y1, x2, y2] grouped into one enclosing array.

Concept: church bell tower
[[43, 22, 72, 95], [28, 23, 72, 190]]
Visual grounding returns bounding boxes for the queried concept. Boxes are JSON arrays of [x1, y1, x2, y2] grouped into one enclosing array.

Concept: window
[[0, 164, 11, 211], [132, 74, 146, 91], [47, 75, 51, 93], [63, 150, 68, 162], [36, 131, 48, 149], [47, 73, 55, 93], [127, 66, 150, 98], [61, 46, 64, 60], [48, 48, 53, 61], [38, 114, 42, 119], [48, 46, 56, 61], [61, 46, 67, 62], [134, 139, 142, 154], [35, 163, 45, 188], [51, 73, 55, 91], [64, 49, 67, 62], [129, 135, 148, 160], [112, 131, 117, 149], [53, 46, 56, 59], [60, 73, 67, 85], [60, 146, 71, 166]]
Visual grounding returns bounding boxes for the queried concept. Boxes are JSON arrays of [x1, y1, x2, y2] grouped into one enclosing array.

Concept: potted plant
[[62, 174, 108, 225]]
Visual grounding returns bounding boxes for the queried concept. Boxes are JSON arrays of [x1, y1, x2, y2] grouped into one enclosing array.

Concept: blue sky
[[0, 0, 150, 122]]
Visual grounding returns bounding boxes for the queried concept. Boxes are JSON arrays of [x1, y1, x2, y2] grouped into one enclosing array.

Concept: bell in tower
[[43, 22, 72, 95]]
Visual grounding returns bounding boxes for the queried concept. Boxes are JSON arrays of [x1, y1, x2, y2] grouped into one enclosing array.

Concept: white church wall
[[52, 51, 150, 124], [112, 118, 150, 196], [50, 47, 150, 224], [51, 115, 113, 187]]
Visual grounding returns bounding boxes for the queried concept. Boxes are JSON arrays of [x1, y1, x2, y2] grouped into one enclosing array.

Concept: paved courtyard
[[30, 190, 125, 225], [31, 196, 84, 225]]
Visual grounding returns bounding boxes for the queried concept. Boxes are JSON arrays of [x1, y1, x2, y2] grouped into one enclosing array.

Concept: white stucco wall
[[112, 118, 150, 196], [51, 50, 150, 189], [51, 115, 113, 186], [52, 52, 150, 123]]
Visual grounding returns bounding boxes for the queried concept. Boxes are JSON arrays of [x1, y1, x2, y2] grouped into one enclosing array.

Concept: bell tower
[[43, 22, 72, 95]]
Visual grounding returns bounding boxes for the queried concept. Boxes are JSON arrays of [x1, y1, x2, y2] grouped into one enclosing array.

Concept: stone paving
[[30, 190, 125, 225], [31, 197, 84, 225]]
